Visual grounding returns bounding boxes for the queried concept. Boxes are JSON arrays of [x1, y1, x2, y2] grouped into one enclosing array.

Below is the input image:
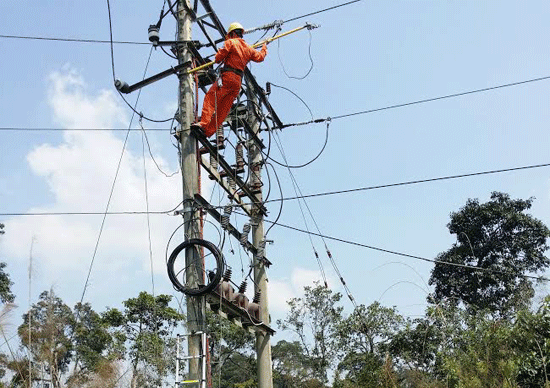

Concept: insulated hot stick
[[186, 24, 319, 75], [115, 24, 318, 94]]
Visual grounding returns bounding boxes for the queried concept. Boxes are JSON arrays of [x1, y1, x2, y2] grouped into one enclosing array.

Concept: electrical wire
[[139, 120, 180, 177], [166, 0, 178, 19], [0, 209, 179, 216], [107, 0, 116, 82], [261, 162, 550, 205], [0, 34, 148, 45], [141, 129, 156, 296], [106, 0, 174, 123], [161, 45, 178, 60], [0, 127, 171, 131], [282, 0, 363, 24], [266, 119, 330, 169], [277, 29, 314, 80], [3, 163, 548, 217], [79, 19, 157, 304], [263, 83, 330, 169], [264, 163, 283, 237], [282, 75, 550, 128], [158, 0, 178, 24], [271, 131, 329, 288], [270, 83, 313, 119], [262, 218, 550, 282], [274, 129, 355, 302], [6, 74, 550, 131]]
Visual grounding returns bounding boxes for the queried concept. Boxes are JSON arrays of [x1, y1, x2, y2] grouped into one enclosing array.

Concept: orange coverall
[[198, 38, 267, 137]]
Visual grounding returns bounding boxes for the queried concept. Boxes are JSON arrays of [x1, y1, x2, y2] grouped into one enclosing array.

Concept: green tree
[[443, 313, 518, 388], [335, 302, 404, 387], [103, 291, 184, 388], [429, 192, 550, 317], [0, 263, 14, 304], [272, 340, 318, 387], [67, 302, 123, 387], [17, 289, 73, 388], [277, 282, 343, 384], [512, 296, 550, 388], [206, 310, 257, 386]]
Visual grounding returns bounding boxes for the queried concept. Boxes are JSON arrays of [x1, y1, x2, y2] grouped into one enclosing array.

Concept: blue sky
[[1, 0, 550, 347]]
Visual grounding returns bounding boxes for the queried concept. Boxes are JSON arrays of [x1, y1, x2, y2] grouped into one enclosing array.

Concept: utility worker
[[192, 22, 268, 139]]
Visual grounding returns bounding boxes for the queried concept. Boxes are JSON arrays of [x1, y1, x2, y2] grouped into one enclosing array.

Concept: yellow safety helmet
[[227, 22, 244, 35]]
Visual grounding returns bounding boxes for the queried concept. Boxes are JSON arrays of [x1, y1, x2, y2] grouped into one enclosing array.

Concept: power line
[[2, 162, 548, 217], [265, 218, 550, 282], [0, 209, 177, 217], [4, 75, 550, 132], [0, 1, 362, 46], [282, 75, 550, 128], [79, 24, 155, 304], [282, 0, 362, 24], [263, 162, 550, 205], [105, 0, 173, 124], [0, 34, 148, 45], [0, 127, 170, 131]]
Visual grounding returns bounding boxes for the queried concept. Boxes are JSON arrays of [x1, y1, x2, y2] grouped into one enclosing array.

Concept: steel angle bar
[[191, 128, 267, 215], [205, 290, 275, 335], [197, 157, 252, 217], [194, 194, 257, 254]]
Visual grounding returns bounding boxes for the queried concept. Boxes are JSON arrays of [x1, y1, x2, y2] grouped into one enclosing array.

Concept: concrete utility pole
[[177, 0, 204, 383], [247, 84, 274, 388]]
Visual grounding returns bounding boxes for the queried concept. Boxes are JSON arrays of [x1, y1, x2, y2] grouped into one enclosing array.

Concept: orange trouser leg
[[199, 72, 241, 137], [198, 82, 219, 131]]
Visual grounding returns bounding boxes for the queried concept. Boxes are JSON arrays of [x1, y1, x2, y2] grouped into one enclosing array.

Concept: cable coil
[[167, 238, 225, 296]]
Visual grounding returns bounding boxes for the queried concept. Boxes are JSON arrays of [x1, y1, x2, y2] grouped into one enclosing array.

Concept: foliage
[[512, 296, 550, 388], [277, 281, 343, 383], [429, 192, 550, 317], [272, 340, 318, 387], [17, 289, 73, 388], [207, 311, 256, 386], [334, 302, 404, 386], [103, 291, 184, 388], [67, 302, 123, 386], [443, 313, 518, 388], [0, 263, 14, 304], [216, 352, 256, 387]]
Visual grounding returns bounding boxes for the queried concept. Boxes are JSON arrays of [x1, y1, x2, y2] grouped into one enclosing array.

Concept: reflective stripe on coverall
[[198, 37, 267, 137]]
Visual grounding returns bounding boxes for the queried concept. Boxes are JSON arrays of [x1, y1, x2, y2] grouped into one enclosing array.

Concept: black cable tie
[[314, 251, 319, 258], [313, 118, 326, 123], [326, 249, 332, 258], [339, 276, 346, 285]]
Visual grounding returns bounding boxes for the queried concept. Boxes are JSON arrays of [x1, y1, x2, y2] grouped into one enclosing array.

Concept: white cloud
[[268, 267, 337, 316], [2, 67, 184, 304]]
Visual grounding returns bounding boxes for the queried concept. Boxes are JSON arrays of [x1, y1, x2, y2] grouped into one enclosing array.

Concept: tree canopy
[[0, 263, 14, 304], [429, 192, 550, 316]]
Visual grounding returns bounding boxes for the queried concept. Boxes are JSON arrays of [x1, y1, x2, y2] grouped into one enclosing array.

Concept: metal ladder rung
[[178, 355, 204, 360], [176, 332, 207, 388]]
